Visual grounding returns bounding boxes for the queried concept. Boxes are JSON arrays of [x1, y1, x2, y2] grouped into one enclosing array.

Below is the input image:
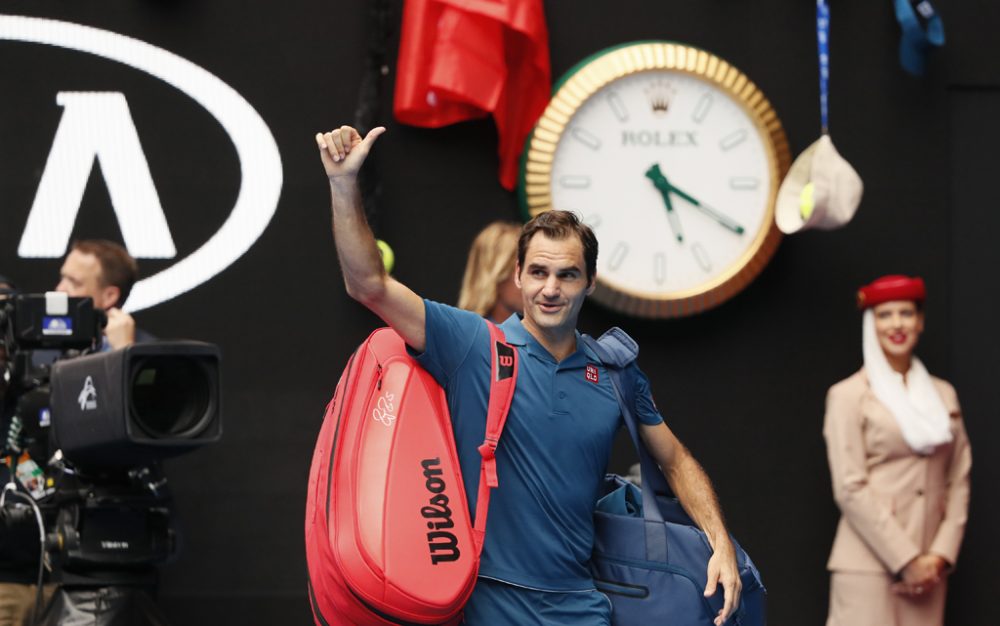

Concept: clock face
[[521, 43, 790, 318]]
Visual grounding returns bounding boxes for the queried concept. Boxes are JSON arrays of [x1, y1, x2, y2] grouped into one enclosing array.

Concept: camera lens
[[129, 356, 213, 438]]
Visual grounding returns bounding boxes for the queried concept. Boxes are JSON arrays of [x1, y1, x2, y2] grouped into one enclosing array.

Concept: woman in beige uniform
[[824, 275, 971, 626]]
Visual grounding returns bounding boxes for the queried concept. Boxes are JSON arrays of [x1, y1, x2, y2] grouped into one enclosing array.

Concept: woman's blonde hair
[[458, 221, 522, 317]]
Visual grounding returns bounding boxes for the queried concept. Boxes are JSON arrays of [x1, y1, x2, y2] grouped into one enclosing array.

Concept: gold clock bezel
[[520, 42, 791, 318]]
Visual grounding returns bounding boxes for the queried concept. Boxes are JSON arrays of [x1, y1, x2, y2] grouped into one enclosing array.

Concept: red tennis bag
[[305, 322, 516, 625]]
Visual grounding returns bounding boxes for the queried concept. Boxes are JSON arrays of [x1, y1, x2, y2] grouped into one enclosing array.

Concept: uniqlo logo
[[585, 364, 599, 383]]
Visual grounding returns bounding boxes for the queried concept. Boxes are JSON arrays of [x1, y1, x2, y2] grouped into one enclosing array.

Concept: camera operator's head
[[56, 240, 137, 310], [56, 240, 140, 350]]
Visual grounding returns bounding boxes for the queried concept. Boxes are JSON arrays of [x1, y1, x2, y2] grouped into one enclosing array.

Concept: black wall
[[1, 1, 998, 624]]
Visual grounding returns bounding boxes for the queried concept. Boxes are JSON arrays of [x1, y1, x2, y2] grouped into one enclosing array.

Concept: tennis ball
[[799, 182, 816, 221], [376, 239, 395, 274]]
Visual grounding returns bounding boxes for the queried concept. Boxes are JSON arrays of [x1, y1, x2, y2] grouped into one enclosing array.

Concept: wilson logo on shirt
[[586, 364, 599, 384]]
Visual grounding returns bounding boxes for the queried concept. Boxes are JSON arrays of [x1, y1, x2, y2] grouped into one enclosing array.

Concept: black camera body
[[50, 341, 222, 470], [1, 292, 222, 581]]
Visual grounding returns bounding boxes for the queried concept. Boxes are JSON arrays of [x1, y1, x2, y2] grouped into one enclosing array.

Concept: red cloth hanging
[[394, 0, 551, 190]]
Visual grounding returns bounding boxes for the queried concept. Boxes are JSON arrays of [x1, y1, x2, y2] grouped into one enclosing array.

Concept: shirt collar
[[499, 314, 592, 366], [499, 313, 530, 346]]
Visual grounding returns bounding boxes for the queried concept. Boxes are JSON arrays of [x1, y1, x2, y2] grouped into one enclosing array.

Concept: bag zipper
[[593, 554, 719, 617], [307, 576, 331, 626], [477, 575, 597, 593], [348, 586, 448, 626], [591, 577, 648, 599]]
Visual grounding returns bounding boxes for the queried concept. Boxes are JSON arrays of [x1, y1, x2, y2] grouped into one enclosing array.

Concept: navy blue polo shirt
[[414, 300, 663, 591]]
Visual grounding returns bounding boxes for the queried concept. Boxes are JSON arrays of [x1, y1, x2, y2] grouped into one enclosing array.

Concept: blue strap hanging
[[816, 0, 830, 134]]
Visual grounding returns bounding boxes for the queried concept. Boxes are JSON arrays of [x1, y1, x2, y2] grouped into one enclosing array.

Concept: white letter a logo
[[18, 92, 176, 258]]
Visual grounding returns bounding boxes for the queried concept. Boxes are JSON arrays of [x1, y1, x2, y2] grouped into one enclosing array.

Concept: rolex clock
[[520, 42, 790, 318]]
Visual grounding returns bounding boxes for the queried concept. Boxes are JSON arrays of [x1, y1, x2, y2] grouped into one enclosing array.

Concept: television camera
[[0, 292, 221, 589]]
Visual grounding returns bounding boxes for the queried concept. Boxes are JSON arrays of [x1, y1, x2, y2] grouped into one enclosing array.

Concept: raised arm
[[639, 421, 741, 626], [316, 125, 426, 351]]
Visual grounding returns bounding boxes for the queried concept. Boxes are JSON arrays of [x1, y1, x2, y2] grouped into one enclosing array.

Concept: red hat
[[857, 275, 926, 309]]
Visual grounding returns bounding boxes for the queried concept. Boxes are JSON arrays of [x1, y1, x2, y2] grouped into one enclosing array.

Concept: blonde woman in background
[[458, 221, 523, 322]]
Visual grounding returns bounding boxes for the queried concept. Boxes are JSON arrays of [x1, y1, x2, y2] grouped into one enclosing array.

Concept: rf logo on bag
[[372, 393, 396, 427]]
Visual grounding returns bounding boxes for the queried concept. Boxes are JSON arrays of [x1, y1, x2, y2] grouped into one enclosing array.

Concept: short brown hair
[[517, 211, 598, 283], [71, 240, 139, 307]]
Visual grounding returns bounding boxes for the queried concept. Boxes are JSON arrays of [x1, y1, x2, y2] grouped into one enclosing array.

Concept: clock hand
[[644, 164, 684, 243], [660, 176, 746, 236]]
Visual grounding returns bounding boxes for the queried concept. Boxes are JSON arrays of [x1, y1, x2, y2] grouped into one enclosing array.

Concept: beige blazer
[[823, 368, 972, 575]]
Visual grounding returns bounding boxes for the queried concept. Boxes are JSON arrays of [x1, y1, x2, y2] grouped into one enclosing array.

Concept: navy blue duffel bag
[[582, 330, 766, 626], [592, 475, 766, 625]]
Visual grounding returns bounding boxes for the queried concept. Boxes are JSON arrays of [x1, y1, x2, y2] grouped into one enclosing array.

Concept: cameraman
[[54, 240, 151, 350], [2, 244, 159, 625]]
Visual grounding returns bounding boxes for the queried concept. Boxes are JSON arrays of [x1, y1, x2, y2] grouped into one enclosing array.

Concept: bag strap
[[472, 320, 518, 553], [580, 331, 668, 517], [581, 329, 673, 560]]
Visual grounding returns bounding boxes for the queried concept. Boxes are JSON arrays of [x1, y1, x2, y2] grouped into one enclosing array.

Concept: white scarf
[[862, 309, 952, 454]]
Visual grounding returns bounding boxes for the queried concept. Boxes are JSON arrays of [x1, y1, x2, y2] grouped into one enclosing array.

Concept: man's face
[[56, 250, 118, 311], [514, 233, 595, 338]]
